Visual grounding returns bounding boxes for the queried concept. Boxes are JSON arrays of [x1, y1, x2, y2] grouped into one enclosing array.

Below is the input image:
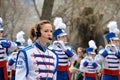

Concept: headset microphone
[[48, 38, 52, 40]]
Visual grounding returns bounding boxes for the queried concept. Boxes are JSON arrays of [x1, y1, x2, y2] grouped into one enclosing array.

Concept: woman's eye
[[45, 30, 48, 32]]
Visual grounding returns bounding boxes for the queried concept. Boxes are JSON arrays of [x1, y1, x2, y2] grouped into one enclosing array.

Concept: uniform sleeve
[[7, 52, 17, 70], [53, 72, 57, 80], [69, 52, 78, 61], [9, 41, 18, 52], [92, 62, 101, 71], [7, 56, 15, 69], [95, 49, 105, 63], [95, 62, 101, 71], [15, 52, 27, 80], [80, 59, 88, 72]]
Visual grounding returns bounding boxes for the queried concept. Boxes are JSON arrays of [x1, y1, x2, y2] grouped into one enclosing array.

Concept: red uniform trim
[[84, 72, 96, 78], [118, 70, 120, 80], [0, 60, 8, 80], [12, 70, 16, 75], [84, 72, 97, 80], [58, 66, 69, 71], [58, 66, 71, 80], [102, 69, 119, 76], [0, 60, 6, 67]]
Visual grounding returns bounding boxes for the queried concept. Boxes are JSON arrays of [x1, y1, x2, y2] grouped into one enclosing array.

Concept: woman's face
[[88, 53, 95, 59], [77, 48, 84, 56], [40, 24, 53, 44], [58, 35, 67, 43], [111, 40, 120, 48]]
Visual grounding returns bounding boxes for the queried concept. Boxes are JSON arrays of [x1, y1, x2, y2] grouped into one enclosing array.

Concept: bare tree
[[32, 0, 54, 20], [51, 0, 120, 50], [32, 0, 41, 20], [0, 0, 28, 41], [41, 0, 54, 20]]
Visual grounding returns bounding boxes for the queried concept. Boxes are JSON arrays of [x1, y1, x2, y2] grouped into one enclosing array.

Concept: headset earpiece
[[36, 24, 41, 37]]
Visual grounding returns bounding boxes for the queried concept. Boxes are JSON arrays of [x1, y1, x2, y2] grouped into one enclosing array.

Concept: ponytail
[[29, 26, 36, 43]]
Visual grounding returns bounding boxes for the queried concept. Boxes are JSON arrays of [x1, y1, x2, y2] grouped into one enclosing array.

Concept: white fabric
[[15, 45, 58, 80], [95, 48, 120, 70], [80, 57, 101, 73], [53, 40, 66, 51]]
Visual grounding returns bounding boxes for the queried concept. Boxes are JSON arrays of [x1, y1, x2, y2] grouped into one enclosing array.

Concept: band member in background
[[80, 40, 101, 80], [15, 20, 58, 80], [49, 17, 77, 80], [7, 31, 25, 80], [0, 17, 17, 80], [95, 21, 120, 80]]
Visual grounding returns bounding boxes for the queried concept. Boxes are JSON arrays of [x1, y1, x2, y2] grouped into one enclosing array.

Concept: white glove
[[110, 44, 118, 52], [53, 40, 66, 51], [105, 44, 118, 52]]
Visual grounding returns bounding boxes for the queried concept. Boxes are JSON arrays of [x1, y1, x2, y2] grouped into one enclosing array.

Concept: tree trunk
[[41, 0, 54, 20]]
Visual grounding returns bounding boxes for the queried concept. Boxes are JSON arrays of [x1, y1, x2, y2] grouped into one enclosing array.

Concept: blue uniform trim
[[0, 48, 4, 50], [0, 57, 4, 59], [37, 69, 53, 73], [59, 57, 68, 59], [32, 54, 54, 59], [101, 50, 108, 58], [16, 46, 33, 77], [65, 49, 73, 57], [34, 41, 46, 52], [92, 62, 98, 68], [83, 61, 89, 67], [0, 39, 10, 56], [40, 78, 53, 80], [0, 68, 4, 80], [0, 52, 4, 54], [23, 45, 33, 51], [8, 59, 15, 66], [108, 66, 119, 68], [115, 51, 120, 59], [108, 61, 119, 64], [102, 74, 118, 80], [84, 77, 95, 80], [59, 61, 68, 64], [49, 49, 58, 74], [16, 50, 29, 77], [66, 45, 73, 51], [36, 61, 54, 66]]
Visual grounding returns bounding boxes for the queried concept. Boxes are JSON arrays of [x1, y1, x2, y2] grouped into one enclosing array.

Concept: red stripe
[[0, 60, 6, 67], [58, 66, 68, 71], [84, 72, 96, 78], [102, 69, 119, 76], [12, 70, 16, 75], [119, 70, 120, 80], [0, 60, 8, 80], [58, 66, 71, 80], [84, 72, 97, 80]]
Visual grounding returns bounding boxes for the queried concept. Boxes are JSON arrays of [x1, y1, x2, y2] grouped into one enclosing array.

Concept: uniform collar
[[34, 40, 47, 52]]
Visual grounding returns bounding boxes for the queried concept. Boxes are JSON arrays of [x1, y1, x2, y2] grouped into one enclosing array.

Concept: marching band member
[[15, 20, 58, 80], [7, 31, 25, 80], [80, 40, 101, 80], [95, 21, 120, 80], [0, 17, 17, 80], [49, 17, 77, 80]]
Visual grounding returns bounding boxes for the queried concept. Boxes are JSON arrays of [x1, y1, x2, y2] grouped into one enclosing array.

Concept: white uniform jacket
[[15, 41, 58, 80]]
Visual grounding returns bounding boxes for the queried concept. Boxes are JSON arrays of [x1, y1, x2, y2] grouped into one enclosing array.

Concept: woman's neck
[[37, 38, 46, 47]]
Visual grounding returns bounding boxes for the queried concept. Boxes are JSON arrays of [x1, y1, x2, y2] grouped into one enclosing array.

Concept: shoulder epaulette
[[23, 45, 33, 51]]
